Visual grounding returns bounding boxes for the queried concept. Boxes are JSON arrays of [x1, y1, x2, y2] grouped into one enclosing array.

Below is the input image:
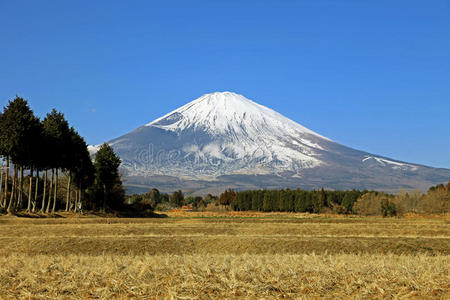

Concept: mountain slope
[[102, 92, 450, 194]]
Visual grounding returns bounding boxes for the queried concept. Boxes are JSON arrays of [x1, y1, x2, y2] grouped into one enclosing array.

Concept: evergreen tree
[[170, 190, 184, 207], [68, 128, 95, 212], [312, 189, 325, 213], [191, 196, 204, 210], [25, 120, 43, 212], [0, 111, 6, 207], [263, 192, 272, 212], [42, 109, 71, 213], [0, 97, 40, 213], [145, 188, 161, 208], [93, 143, 123, 210], [342, 192, 356, 213]]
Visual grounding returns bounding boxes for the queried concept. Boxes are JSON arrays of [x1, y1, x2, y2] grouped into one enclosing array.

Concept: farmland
[[0, 212, 448, 299]]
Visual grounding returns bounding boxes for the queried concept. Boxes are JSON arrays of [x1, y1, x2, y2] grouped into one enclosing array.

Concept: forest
[[0, 96, 124, 214], [228, 185, 450, 215]]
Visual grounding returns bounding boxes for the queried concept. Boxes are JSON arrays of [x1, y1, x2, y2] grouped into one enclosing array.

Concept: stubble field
[[0, 212, 448, 299]]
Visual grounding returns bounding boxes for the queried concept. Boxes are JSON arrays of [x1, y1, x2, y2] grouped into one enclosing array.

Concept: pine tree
[[93, 143, 123, 210], [70, 131, 95, 212], [170, 190, 184, 207], [0, 97, 40, 213], [0, 111, 6, 207], [145, 188, 161, 209], [64, 128, 86, 211], [312, 189, 325, 213], [342, 192, 357, 213], [42, 109, 71, 213], [263, 192, 272, 212]]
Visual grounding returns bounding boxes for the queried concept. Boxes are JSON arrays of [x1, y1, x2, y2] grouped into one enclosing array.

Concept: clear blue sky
[[1, 0, 449, 168]]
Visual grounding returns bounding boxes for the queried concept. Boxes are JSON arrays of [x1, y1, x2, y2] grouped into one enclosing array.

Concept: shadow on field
[[0, 210, 168, 219], [90, 210, 169, 218], [6, 212, 65, 218], [116, 211, 168, 218]]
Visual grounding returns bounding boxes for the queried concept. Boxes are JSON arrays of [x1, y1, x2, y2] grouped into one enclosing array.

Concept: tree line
[[134, 183, 449, 216], [353, 182, 450, 216], [128, 187, 364, 214], [220, 184, 449, 215], [218, 188, 364, 213], [127, 188, 218, 212], [0, 96, 124, 214]]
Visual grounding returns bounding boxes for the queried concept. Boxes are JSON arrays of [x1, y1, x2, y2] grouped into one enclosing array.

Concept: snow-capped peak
[[132, 91, 333, 175], [146, 91, 330, 141], [101, 91, 450, 191]]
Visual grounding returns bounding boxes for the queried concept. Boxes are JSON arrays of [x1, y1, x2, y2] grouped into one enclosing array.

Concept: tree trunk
[[27, 168, 33, 212], [77, 184, 82, 213], [15, 165, 18, 207], [103, 184, 107, 211], [3, 158, 8, 207], [75, 188, 79, 212], [65, 172, 71, 211], [41, 170, 47, 212], [52, 169, 58, 213], [74, 186, 79, 213], [72, 189, 76, 211], [7, 165, 17, 214], [46, 169, 53, 213], [17, 166, 24, 209], [33, 170, 39, 213], [0, 165, 3, 207]]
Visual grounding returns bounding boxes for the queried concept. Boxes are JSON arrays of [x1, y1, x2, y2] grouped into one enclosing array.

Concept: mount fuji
[[94, 92, 450, 195]]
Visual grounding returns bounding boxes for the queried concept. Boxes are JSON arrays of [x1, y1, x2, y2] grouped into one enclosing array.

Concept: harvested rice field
[[0, 213, 448, 299]]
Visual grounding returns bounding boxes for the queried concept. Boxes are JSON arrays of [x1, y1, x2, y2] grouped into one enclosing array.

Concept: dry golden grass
[[0, 213, 448, 298], [0, 253, 448, 299]]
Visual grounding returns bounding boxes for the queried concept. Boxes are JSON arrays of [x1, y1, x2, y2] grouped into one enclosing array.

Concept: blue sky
[[1, 0, 449, 168]]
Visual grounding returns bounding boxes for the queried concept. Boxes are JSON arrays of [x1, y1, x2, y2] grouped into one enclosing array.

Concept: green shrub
[[380, 198, 397, 217]]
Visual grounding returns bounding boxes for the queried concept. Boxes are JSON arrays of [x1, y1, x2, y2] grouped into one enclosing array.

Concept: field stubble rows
[[0, 214, 448, 298]]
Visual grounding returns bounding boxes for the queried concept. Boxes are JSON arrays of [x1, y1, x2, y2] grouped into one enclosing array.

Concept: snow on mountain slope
[[362, 156, 418, 171], [146, 92, 329, 140], [145, 91, 330, 171], [101, 91, 450, 193], [110, 92, 334, 177]]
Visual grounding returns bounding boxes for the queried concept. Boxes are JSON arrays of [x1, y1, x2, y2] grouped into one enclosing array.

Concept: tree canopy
[[0, 96, 122, 214], [93, 143, 123, 209]]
